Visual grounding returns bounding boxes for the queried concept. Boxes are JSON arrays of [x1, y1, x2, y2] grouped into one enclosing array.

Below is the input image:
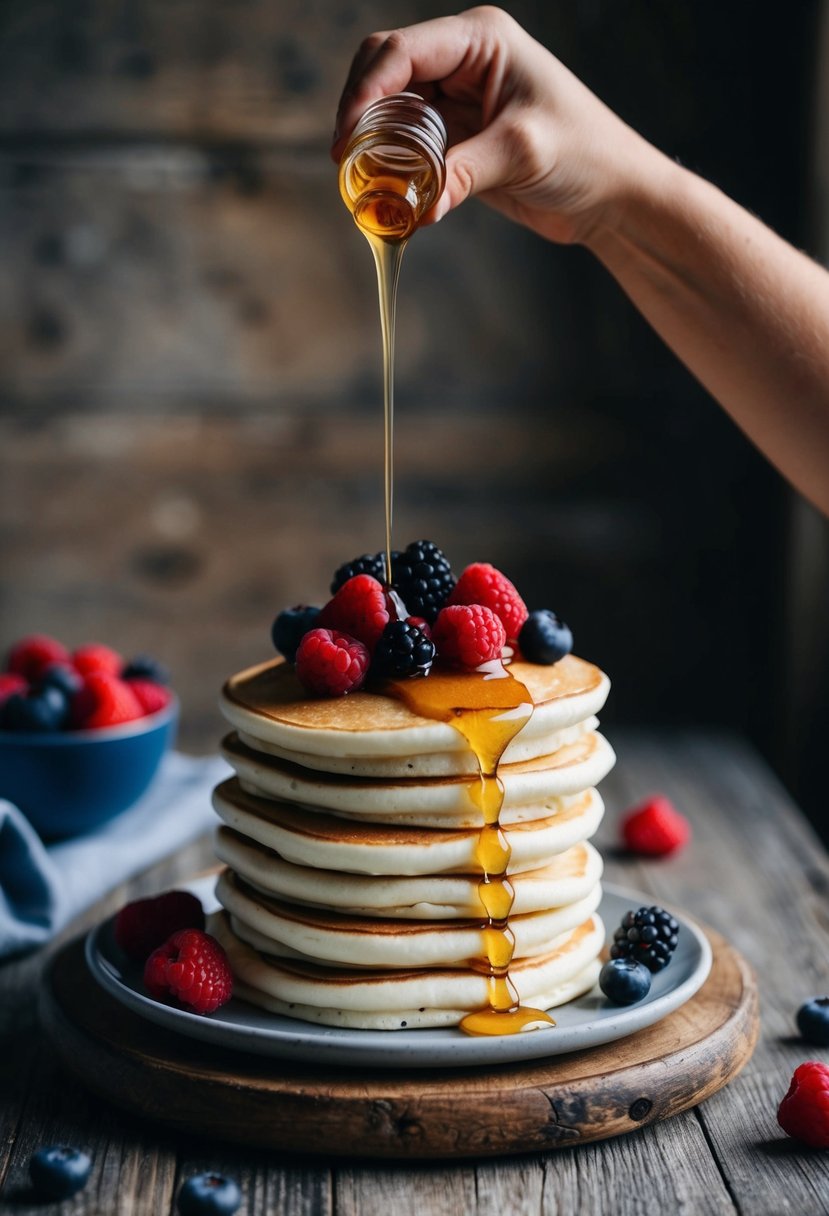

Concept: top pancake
[[221, 655, 610, 761]]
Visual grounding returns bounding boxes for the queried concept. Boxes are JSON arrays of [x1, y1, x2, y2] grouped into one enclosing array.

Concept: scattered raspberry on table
[[621, 795, 691, 857], [777, 1061, 829, 1148]]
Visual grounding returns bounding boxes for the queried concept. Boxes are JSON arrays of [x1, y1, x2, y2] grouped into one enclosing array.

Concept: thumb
[[430, 119, 517, 222]]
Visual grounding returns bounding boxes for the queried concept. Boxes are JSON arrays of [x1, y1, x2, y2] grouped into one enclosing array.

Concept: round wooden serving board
[[39, 929, 758, 1160]]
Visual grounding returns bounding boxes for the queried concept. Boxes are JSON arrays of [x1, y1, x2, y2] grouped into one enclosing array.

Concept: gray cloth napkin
[[0, 751, 228, 959]]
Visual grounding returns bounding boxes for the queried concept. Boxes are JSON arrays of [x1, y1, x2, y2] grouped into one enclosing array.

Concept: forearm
[[585, 148, 829, 513]]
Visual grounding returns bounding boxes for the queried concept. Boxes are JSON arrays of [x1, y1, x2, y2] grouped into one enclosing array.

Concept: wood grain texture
[[39, 925, 758, 1160]]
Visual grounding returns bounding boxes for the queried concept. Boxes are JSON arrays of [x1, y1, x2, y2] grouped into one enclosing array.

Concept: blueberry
[[1, 685, 69, 732], [271, 605, 320, 663], [796, 997, 829, 1046], [29, 1145, 92, 1199], [178, 1172, 242, 1215], [599, 958, 652, 1005], [38, 662, 83, 698], [518, 609, 573, 665], [122, 653, 170, 684]]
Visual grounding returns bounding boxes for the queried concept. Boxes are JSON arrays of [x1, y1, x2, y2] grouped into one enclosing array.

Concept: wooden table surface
[[1, 729, 828, 1215]]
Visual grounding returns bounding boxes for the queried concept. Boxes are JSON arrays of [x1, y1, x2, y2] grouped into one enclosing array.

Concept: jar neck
[[349, 92, 447, 164]]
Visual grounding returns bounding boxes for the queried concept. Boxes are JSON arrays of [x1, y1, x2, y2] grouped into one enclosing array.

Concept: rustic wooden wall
[[0, 0, 824, 834]]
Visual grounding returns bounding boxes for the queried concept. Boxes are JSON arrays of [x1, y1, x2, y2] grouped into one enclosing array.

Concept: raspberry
[[115, 891, 205, 961], [144, 928, 233, 1014], [7, 634, 69, 680], [777, 1061, 829, 1148], [621, 795, 691, 857], [73, 643, 123, 678], [294, 628, 370, 697], [390, 540, 455, 623], [70, 672, 145, 729], [432, 604, 507, 669], [331, 551, 391, 594], [448, 562, 528, 640], [372, 620, 436, 678], [610, 906, 680, 972], [125, 678, 173, 716], [0, 672, 27, 707], [317, 574, 392, 651]]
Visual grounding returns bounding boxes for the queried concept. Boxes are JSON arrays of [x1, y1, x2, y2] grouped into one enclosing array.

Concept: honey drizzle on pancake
[[388, 662, 556, 1035]]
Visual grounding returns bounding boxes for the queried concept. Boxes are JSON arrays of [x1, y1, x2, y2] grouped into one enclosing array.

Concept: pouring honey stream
[[340, 97, 556, 1033]]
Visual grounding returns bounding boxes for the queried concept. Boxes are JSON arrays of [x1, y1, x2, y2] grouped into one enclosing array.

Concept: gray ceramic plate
[[86, 879, 712, 1069]]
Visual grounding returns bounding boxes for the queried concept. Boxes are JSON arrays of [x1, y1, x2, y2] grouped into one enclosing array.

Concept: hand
[[331, 6, 658, 245]]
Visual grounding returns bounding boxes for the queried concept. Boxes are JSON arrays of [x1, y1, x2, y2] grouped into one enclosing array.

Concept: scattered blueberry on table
[[796, 997, 829, 1046], [29, 1145, 92, 1199], [177, 1172, 242, 1215]]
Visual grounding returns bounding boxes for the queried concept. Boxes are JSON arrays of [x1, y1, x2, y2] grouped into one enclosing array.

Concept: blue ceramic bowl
[[0, 698, 178, 839]]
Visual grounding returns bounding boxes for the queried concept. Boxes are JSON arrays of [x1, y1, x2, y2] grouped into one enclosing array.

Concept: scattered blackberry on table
[[611, 906, 679, 973], [372, 620, 436, 678], [389, 540, 455, 622], [331, 552, 390, 594], [178, 1172, 242, 1216], [271, 605, 321, 663], [518, 609, 573, 665], [29, 1145, 92, 1200], [796, 997, 829, 1046], [599, 958, 652, 1005], [122, 654, 171, 684]]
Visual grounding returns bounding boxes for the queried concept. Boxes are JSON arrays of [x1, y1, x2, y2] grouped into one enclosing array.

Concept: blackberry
[[372, 620, 435, 679], [331, 552, 390, 594], [610, 906, 679, 973], [390, 540, 455, 623]]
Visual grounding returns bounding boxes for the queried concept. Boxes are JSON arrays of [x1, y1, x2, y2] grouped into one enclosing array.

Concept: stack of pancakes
[[210, 653, 615, 1030]]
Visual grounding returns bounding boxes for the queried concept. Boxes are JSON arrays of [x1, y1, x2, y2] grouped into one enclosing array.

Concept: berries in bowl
[[0, 634, 178, 839]]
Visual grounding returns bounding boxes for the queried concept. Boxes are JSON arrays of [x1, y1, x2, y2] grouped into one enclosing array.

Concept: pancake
[[215, 826, 604, 918], [213, 647, 613, 1031], [210, 909, 604, 1029], [222, 729, 616, 825], [236, 715, 599, 778], [220, 654, 610, 764], [212, 778, 605, 876], [215, 868, 603, 967]]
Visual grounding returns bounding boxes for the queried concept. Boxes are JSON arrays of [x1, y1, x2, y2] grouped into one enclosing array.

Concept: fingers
[[332, 10, 505, 161]]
